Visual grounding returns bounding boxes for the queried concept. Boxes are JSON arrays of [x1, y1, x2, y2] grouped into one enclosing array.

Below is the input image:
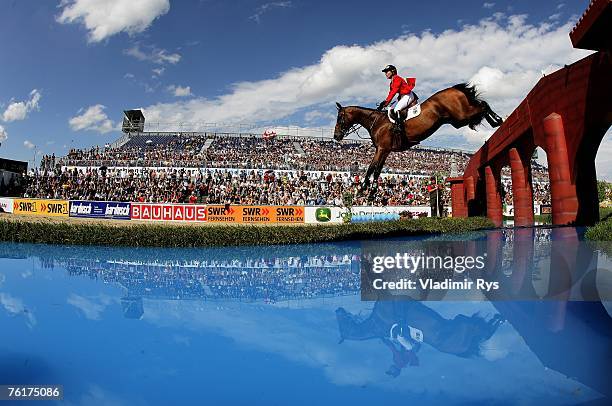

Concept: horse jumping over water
[[333, 83, 503, 189]]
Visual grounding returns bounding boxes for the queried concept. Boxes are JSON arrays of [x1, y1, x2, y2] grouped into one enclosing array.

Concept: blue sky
[[0, 0, 608, 178]]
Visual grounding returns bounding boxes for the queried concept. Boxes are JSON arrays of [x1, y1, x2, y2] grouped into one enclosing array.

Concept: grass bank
[[585, 207, 612, 257], [0, 216, 494, 248]]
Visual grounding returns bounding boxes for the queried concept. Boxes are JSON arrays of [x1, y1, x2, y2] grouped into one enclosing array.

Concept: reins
[[339, 108, 382, 140]]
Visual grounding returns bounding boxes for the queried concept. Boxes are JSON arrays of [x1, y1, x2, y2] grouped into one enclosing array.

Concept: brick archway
[[449, 0, 611, 227]]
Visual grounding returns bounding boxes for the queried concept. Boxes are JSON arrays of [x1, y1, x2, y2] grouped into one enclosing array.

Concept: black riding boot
[[390, 111, 404, 135], [392, 120, 403, 135]]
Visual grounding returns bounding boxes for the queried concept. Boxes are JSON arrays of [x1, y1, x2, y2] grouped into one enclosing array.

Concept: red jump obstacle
[[449, 0, 611, 227]]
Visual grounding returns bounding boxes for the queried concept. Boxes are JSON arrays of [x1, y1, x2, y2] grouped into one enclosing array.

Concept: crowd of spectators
[[54, 134, 473, 175], [23, 167, 449, 206], [502, 179, 551, 206], [60, 136, 208, 168], [28, 133, 552, 207]]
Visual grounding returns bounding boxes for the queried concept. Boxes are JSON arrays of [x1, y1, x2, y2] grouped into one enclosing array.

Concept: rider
[[377, 65, 416, 134]]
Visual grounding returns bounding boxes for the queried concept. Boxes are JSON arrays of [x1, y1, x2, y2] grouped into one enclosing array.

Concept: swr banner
[[12, 199, 69, 217], [130, 203, 207, 222], [206, 205, 304, 223]]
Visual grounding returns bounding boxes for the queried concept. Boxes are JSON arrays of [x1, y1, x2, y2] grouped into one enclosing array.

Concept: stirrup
[[392, 121, 403, 135]]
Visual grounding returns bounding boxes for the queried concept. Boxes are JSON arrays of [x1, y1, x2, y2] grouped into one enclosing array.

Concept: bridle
[[337, 108, 382, 140]]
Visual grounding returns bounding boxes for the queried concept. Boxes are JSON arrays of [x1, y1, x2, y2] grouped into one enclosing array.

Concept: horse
[[333, 83, 503, 189], [336, 301, 504, 362]]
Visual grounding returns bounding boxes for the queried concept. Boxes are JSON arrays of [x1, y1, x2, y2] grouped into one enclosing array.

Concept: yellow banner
[[13, 199, 69, 217]]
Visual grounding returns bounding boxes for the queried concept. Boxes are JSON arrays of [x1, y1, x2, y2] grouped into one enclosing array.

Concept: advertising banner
[[305, 206, 432, 224], [305, 207, 346, 224], [206, 205, 305, 223], [130, 203, 207, 222], [70, 201, 131, 220], [351, 206, 431, 218], [504, 205, 544, 216], [0, 198, 13, 213], [12, 199, 69, 217]]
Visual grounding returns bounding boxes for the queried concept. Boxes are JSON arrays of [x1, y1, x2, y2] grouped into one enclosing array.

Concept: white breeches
[[393, 92, 415, 113]]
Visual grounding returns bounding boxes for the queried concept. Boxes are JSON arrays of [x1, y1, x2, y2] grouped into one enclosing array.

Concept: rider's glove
[[377, 101, 387, 111]]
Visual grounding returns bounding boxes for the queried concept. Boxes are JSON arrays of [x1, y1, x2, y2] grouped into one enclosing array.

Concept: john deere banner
[[12, 199, 69, 217], [0, 198, 13, 213]]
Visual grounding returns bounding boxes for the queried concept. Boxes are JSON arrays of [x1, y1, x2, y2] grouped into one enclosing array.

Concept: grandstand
[[27, 110, 552, 208]]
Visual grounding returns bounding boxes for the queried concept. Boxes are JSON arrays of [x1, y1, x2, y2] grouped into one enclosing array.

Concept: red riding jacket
[[385, 75, 416, 104]]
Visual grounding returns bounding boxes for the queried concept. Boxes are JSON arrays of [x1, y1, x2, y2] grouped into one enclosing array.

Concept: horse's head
[[334, 102, 350, 141]]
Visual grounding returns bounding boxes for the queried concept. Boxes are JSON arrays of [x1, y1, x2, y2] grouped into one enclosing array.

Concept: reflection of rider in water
[[382, 323, 422, 377]]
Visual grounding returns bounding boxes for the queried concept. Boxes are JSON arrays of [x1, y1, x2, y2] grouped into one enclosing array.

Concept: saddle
[[396, 93, 419, 122]]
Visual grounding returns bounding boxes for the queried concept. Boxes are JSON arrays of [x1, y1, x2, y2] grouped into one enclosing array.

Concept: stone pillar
[[485, 166, 503, 227], [465, 176, 475, 201], [543, 113, 578, 225], [447, 177, 466, 217], [509, 147, 534, 226]]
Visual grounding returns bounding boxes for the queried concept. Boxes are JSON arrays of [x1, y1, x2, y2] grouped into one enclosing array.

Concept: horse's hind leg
[[481, 101, 503, 127], [361, 157, 377, 191], [372, 150, 390, 182], [362, 148, 388, 190]]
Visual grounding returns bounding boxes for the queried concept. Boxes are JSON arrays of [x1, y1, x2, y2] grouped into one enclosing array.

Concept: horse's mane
[[453, 83, 484, 107]]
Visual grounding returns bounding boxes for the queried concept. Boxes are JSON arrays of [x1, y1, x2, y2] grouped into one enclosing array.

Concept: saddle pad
[[405, 104, 421, 121], [386, 103, 421, 124], [408, 325, 424, 342]]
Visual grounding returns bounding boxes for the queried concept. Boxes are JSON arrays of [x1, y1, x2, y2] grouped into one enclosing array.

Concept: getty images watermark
[[369, 252, 498, 292], [360, 237, 612, 301]]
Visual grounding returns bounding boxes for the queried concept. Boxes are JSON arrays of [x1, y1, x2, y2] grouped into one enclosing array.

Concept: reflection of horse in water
[[336, 301, 504, 377]]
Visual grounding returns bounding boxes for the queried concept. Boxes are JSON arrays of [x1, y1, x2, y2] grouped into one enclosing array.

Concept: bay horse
[[333, 83, 503, 188]]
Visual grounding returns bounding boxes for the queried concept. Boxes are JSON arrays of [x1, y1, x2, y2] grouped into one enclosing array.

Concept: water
[[1, 229, 611, 405]]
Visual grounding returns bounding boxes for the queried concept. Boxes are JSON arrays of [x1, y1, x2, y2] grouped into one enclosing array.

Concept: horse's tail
[[453, 83, 504, 128]]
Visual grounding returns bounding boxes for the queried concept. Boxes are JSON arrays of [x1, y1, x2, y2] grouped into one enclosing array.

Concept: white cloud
[[141, 13, 590, 148], [595, 129, 612, 181], [124, 43, 181, 65], [0, 292, 36, 327], [152, 67, 165, 77], [250, 1, 293, 24], [23, 140, 36, 149], [304, 109, 335, 124], [56, 0, 170, 43], [483, 2, 495, 9], [66, 294, 114, 321], [2, 89, 41, 122], [124, 72, 135, 79], [167, 85, 192, 97], [67, 294, 106, 320], [68, 104, 115, 134], [0, 125, 7, 141]]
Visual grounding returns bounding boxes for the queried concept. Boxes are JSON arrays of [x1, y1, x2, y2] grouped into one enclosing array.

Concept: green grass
[[585, 207, 612, 257], [0, 217, 494, 248]]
